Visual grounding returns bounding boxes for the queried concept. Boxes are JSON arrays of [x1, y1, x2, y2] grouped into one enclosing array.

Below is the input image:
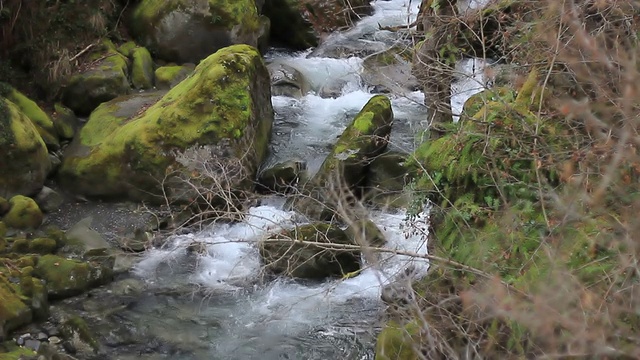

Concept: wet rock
[[318, 79, 347, 98], [34, 187, 64, 214], [257, 159, 307, 193], [61, 40, 131, 116], [34, 254, 113, 299], [268, 62, 310, 98], [259, 223, 361, 279], [363, 151, 411, 209], [361, 47, 420, 96], [290, 95, 394, 220], [64, 217, 111, 254], [129, 0, 262, 63], [52, 103, 78, 140]]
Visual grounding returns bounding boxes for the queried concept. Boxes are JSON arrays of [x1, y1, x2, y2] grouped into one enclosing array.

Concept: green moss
[[61, 316, 99, 351], [0, 273, 32, 337], [0, 342, 36, 359], [59, 44, 271, 200], [10, 239, 29, 253], [34, 254, 113, 298], [0, 83, 58, 149], [118, 41, 138, 57], [53, 103, 77, 139], [131, 47, 154, 89], [375, 320, 422, 360], [3, 196, 43, 230], [28, 238, 57, 255]]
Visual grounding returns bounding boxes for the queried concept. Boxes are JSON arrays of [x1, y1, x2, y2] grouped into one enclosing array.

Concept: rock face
[[129, 0, 262, 63], [59, 45, 273, 202], [259, 223, 360, 279], [0, 98, 50, 199], [62, 40, 131, 116], [290, 95, 394, 220], [262, 0, 373, 49]]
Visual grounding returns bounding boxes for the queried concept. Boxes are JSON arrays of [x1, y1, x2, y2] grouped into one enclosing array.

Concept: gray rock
[[65, 217, 112, 253], [267, 62, 310, 98], [34, 186, 64, 213], [257, 159, 307, 193]]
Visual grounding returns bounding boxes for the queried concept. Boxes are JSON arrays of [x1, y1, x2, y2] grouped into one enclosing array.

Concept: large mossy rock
[[290, 95, 394, 220], [34, 254, 113, 299], [262, 0, 373, 50], [62, 40, 131, 116], [0, 274, 33, 339], [130, 46, 155, 90], [0, 99, 50, 199], [259, 223, 360, 279], [0, 83, 59, 150], [129, 0, 262, 63], [59, 45, 273, 202]]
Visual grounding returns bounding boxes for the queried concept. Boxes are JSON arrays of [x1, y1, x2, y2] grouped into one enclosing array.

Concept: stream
[[54, 1, 490, 359]]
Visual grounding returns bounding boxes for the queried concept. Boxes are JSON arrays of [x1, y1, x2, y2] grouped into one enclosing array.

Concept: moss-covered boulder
[[34, 254, 113, 299], [130, 47, 155, 90], [2, 196, 43, 229], [154, 64, 195, 89], [257, 159, 307, 193], [0, 83, 59, 150], [259, 223, 360, 279], [290, 95, 394, 220], [59, 45, 273, 202], [0, 274, 32, 338], [62, 40, 131, 116], [0, 98, 51, 199], [129, 0, 262, 63], [52, 103, 78, 140]]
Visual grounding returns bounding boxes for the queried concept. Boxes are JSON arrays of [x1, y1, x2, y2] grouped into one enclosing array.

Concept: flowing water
[[82, 1, 490, 359]]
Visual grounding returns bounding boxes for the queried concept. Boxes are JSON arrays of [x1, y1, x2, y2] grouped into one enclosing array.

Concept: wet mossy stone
[[129, 0, 262, 63], [0, 273, 33, 338], [290, 95, 394, 220], [259, 223, 361, 279], [34, 254, 113, 299], [130, 46, 155, 90], [28, 238, 57, 255], [60, 316, 99, 352], [2, 196, 43, 230], [52, 103, 78, 140], [0, 98, 50, 199], [257, 159, 306, 193], [59, 45, 273, 202], [0, 83, 59, 151], [61, 40, 131, 116], [154, 64, 195, 89]]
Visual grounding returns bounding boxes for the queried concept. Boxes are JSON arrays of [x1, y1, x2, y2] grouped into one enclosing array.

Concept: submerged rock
[[259, 223, 360, 279], [129, 0, 262, 63], [59, 45, 273, 203]]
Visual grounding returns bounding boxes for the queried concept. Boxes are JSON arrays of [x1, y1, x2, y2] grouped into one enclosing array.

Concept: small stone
[[24, 339, 41, 352], [37, 332, 48, 341], [48, 336, 61, 344]]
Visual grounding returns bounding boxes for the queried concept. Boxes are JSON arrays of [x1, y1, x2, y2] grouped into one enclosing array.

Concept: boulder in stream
[[259, 223, 360, 279]]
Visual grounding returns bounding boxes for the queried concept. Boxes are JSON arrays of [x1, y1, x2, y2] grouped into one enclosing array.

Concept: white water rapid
[[124, 1, 490, 359]]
